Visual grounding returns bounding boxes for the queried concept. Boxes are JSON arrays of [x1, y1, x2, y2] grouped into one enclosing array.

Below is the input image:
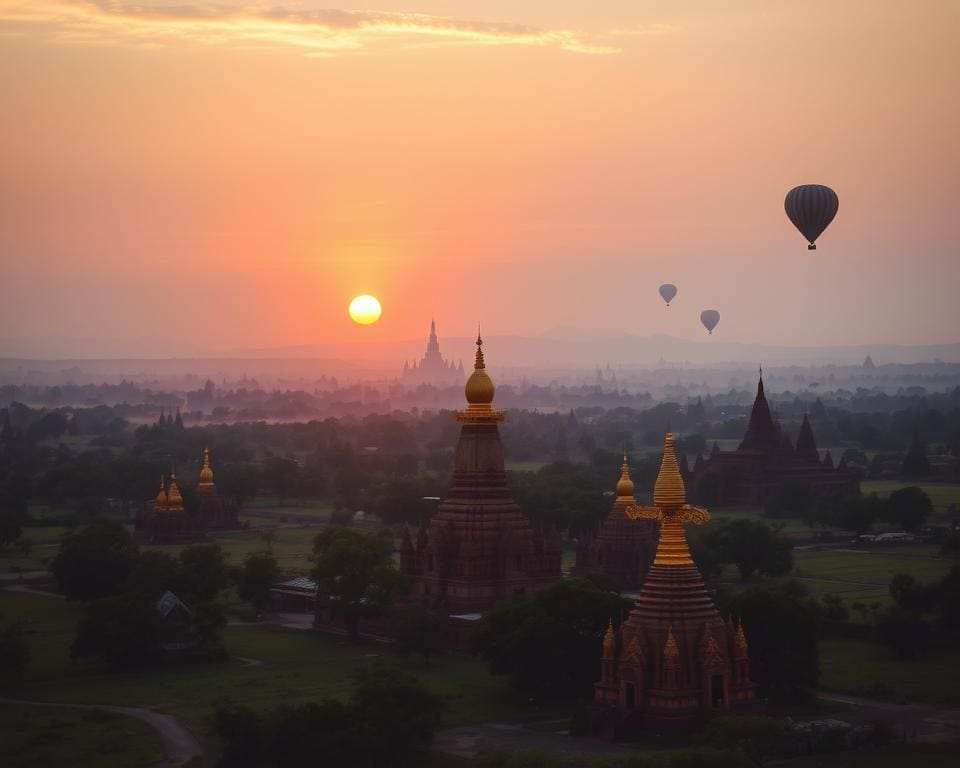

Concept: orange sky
[[1, 0, 958, 356]]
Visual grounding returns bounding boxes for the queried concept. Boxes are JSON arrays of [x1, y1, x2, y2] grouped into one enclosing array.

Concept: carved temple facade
[[400, 334, 562, 612], [572, 455, 658, 590], [591, 432, 761, 736]]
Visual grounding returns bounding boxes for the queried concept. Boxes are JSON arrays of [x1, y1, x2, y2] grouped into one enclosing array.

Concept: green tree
[[471, 576, 633, 699], [237, 551, 278, 619], [885, 486, 933, 532], [72, 592, 161, 668], [876, 606, 932, 659], [352, 664, 444, 767], [123, 550, 179, 599], [213, 664, 442, 768], [177, 543, 229, 603], [718, 519, 793, 581], [264, 456, 301, 506], [697, 715, 789, 767], [312, 527, 407, 642], [394, 605, 442, 667], [0, 618, 30, 684], [725, 581, 820, 702], [193, 601, 226, 651], [50, 519, 139, 601]]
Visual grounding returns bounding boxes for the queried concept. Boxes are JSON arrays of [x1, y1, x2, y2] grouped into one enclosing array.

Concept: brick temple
[[572, 454, 658, 590], [400, 333, 562, 622], [591, 432, 761, 736], [134, 448, 239, 544], [683, 374, 859, 506]]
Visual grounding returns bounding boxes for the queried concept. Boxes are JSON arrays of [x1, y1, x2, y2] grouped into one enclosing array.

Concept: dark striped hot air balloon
[[658, 284, 677, 306], [700, 310, 720, 335], [784, 184, 839, 250]]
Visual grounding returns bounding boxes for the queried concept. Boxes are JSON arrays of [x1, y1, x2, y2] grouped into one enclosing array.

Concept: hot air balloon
[[784, 184, 839, 250], [658, 284, 677, 306], [700, 310, 720, 335]]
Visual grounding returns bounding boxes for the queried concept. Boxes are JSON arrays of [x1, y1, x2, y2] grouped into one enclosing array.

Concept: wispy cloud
[[0, 1, 620, 55]]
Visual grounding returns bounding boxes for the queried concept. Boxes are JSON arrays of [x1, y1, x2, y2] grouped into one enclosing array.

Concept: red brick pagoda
[[400, 332, 562, 615], [194, 448, 240, 532], [573, 454, 658, 590], [683, 374, 858, 505], [135, 470, 204, 544], [591, 432, 760, 736], [134, 449, 239, 543]]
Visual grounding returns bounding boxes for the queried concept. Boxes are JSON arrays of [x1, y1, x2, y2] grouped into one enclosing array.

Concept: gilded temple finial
[[616, 452, 635, 500], [199, 447, 214, 485], [458, 326, 503, 424]]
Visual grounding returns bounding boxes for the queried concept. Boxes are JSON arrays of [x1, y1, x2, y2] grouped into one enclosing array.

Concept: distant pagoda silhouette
[[402, 319, 464, 386], [401, 331, 561, 614], [683, 373, 858, 505], [573, 453, 657, 590], [591, 432, 761, 736]]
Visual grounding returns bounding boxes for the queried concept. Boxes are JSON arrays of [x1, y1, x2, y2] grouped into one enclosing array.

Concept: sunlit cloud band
[[0, 0, 621, 55]]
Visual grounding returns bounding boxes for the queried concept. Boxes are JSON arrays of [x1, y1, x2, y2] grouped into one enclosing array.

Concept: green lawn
[[0, 702, 165, 768], [2, 590, 564, 761], [792, 546, 954, 607], [860, 481, 960, 516], [710, 505, 812, 537], [820, 637, 960, 704], [785, 744, 960, 768], [142, 526, 321, 574]]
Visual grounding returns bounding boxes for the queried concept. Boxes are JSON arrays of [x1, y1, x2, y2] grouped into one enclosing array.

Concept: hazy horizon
[[2, 0, 959, 355]]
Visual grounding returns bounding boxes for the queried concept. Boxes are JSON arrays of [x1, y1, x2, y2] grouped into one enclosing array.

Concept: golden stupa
[[457, 327, 504, 424]]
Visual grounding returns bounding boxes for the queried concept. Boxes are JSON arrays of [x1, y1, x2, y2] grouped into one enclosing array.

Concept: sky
[[1, 0, 958, 357]]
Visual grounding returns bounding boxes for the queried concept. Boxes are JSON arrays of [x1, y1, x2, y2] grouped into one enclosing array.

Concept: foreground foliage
[[214, 664, 443, 768]]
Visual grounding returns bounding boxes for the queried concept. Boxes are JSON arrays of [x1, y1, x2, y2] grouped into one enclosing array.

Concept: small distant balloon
[[700, 310, 720, 335], [784, 184, 839, 250], [658, 284, 677, 306]]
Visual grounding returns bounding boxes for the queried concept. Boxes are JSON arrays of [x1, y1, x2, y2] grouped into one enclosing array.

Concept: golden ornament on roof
[[199, 447, 214, 485]]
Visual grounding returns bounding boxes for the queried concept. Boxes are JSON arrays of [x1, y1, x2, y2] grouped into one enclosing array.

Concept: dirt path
[[0, 697, 203, 767]]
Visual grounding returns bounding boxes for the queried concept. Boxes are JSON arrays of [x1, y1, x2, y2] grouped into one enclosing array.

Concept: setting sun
[[348, 295, 382, 325]]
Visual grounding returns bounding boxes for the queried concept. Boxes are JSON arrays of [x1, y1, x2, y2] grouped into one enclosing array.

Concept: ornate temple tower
[[135, 470, 203, 544], [591, 432, 760, 736], [195, 448, 240, 532], [573, 455, 657, 590], [683, 374, 859, 505], [401, 333, 562, 614]]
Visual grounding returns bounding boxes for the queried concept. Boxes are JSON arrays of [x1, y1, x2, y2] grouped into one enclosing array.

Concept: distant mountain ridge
[[5, 328, 956, 367]]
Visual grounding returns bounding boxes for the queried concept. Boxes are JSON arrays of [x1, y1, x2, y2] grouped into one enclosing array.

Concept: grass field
[[2, 590, 565, 762], [792, 546, 954, 607], [820, 637, 960, 704], [0, 702, 165, 768], [785, 744, 960, 768], [861, 481, 960, 516]]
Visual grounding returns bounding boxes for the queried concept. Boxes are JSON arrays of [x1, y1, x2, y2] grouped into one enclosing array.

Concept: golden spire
[[625, 431, 710, 567], [615, 452, 635, 500], [199, 447, 214, 485], [663, 625, 680, 665], [166, 467, 183, 510], [653, 431, 686, 509], [457, 324, 503, 424], [155, 475, 168, 507], [603, 618, 616, 657]]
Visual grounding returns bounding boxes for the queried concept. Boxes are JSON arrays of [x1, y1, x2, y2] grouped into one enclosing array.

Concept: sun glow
[[348, 295, 382, 325]]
